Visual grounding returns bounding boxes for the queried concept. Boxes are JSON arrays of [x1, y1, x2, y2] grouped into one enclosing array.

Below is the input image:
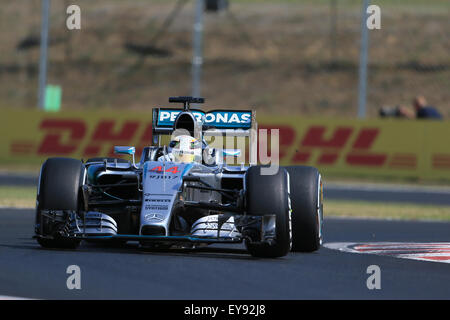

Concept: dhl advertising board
[[1, 109, 450, 180]]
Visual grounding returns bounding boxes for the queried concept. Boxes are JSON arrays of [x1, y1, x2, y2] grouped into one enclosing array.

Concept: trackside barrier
[[1, 109, 449, 180]]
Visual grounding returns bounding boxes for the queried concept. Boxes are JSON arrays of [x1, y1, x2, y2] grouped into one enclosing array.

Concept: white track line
[[324, 242, 450, 264], [0, 295, 34, 300]]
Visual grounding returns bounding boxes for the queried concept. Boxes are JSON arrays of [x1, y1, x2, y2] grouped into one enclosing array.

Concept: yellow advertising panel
[[1, 109, 154, 166], [257, 117, 431, 179], [1, 110, 450, 180]]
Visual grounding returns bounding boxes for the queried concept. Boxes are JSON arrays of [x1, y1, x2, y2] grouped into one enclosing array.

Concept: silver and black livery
[[34, 97, 323, 258]]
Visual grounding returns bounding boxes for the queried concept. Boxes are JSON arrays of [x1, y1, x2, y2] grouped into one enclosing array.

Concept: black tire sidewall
[[284, 166, 322, 252], [245, 166, 292, 258], [36, 158, 84, 249], [38, 158, 84, 210]]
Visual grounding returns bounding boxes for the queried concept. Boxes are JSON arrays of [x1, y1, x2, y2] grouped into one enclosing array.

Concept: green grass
[[0, 164, 41, 175], [326, 200, 450, 221], [0, 186, 36, 208]]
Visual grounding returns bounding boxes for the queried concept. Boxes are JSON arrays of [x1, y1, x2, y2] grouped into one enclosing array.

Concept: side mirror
[[114, 146, 137, 168], [114, 146, 135, 155]]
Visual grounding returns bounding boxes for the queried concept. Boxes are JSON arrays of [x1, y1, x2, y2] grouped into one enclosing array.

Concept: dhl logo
[[260, 125, 418, 169], [8, 117, 450, 171], [13, 119, 153, 158]]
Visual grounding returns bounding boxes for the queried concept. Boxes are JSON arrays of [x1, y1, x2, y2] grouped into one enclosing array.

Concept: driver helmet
[[169, 135, 202, 163]]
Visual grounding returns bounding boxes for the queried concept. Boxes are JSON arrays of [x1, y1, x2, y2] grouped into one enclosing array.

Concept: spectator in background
[[413, 96, 443, 120], [396, 95, 443, 120]]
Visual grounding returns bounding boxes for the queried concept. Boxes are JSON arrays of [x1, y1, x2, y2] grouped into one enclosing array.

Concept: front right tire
[[284, 166, 323, 252], [244, 166, 292, 258]]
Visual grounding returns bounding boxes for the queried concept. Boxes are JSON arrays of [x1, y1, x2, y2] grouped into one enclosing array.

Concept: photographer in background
[[379, 95, 443, 120]]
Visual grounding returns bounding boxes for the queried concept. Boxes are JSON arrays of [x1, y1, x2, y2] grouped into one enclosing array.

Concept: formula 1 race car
[[34, 97, 323, 258]]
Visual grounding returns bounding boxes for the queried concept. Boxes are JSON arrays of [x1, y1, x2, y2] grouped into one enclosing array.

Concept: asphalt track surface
[[2, 173, 450, 205], [1, 208, 449, 299]]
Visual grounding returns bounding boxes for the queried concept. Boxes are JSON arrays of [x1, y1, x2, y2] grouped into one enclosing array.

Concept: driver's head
[[169, 135, 201, 163]]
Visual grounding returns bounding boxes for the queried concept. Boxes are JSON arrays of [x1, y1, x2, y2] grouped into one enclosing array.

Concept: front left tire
[[35, 157, 85, 249]]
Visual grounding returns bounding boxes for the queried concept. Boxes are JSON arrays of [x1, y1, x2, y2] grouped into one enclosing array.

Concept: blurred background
[[1, 0, 449, 117]]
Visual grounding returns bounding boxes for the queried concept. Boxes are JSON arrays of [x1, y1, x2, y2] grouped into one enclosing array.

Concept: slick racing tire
[[284, 166, 323, 252], [244, 166, 292, 258], [35, 158, 85, 249]]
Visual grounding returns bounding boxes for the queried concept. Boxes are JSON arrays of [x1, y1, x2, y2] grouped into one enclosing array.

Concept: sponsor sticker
[[157, 109, 252, 129]]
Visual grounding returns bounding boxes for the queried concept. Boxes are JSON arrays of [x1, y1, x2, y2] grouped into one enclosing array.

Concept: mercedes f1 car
[[34, 97, 323, 258]]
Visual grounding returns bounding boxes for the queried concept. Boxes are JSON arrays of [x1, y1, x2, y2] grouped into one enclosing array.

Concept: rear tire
[[35, 158, 84, 249], [244, 166, 292, 258], [284, 166, 323, 252]]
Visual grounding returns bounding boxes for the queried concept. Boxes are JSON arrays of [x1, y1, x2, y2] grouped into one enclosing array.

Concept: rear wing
[[152, 107, 258, 164]]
